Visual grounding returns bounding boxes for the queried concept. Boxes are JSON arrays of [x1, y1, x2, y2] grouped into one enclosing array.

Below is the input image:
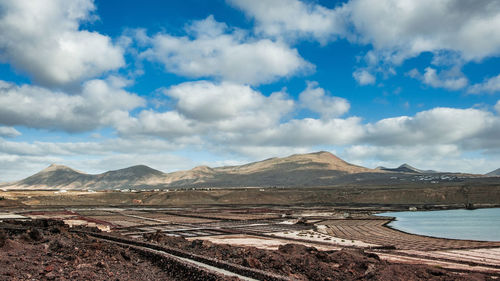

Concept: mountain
[[486, 168, 500, 176], [162, 151, 379, 188], [7, 164, 166, 190], [0, 151, 386, 190], [17, 164, 92, 189], [377, 163, 438, 174]]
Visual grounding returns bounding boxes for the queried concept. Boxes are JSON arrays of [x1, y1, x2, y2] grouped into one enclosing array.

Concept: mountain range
[[0, 151, 494, 190]]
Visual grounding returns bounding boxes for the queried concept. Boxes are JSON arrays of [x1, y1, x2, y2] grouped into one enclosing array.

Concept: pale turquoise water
[[376, 208, 500, 241]]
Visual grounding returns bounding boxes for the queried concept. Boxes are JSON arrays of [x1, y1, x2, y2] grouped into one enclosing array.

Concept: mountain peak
[[102, 165, 164, 177], [398, 163, 419, 170], [42, 164, 79, 173], [192, 165, 214, 172]]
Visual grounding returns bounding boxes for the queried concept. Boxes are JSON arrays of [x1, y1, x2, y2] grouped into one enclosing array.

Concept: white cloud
[[496, 101, 500, 114], [422, 67, 468, 90], [468, 74, 500, 94], [344, 144, 461, 164], [118, 81, 294, 138], [0, 127, 21, 138], [116, 110, 199, 140], [0, 0, 124, 87], [298, 82, 350, 118], [138, 16, 313, 85], [247, 117, 364, 147], [0, 79, 144, 132], [228, 0, 347, 43], [408, 67, 468, 90], [230, 0, 500, 64], [346, 0, 500, 63], [352, 69, 376, 85], [167, 81, 293, 122], [363, 107, 495, 146]]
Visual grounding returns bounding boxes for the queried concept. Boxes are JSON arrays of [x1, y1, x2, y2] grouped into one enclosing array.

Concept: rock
[[28, 228, 43, 241], [44, 265, 54, 272], [0, 230, 6, 247]]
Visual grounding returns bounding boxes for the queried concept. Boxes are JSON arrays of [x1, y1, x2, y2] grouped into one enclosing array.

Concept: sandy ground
[[272, 226, 379, 248], [63, 219, 111, 231], [189, 234, 340, 251]]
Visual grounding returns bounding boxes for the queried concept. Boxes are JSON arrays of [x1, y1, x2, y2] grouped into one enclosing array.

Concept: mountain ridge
[[0, 151, 473, 190]]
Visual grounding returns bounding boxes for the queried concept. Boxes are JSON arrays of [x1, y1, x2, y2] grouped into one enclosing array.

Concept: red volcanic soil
[[0, 219, 495, 281], [0, 220, 175, 281], [145, 232, 495, 281]]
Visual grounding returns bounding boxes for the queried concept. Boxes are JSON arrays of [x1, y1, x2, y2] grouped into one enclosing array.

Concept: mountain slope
[[2, 151, 383, 190], [215, 151, 373, 174], [377, 163, 438, 174], [16, 164, 92, 189], [486, 168, 500, 176], [7, 164, 166, 190]]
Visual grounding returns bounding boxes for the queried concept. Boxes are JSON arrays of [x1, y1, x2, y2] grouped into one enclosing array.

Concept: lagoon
[[377, 208, 500, 241]]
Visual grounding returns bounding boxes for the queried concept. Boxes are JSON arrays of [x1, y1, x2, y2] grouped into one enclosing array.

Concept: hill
[[486, 168, 500, 176], [377, 163, 438, 174], [16, 164, 92, 189], [5, 164, 166, 190]]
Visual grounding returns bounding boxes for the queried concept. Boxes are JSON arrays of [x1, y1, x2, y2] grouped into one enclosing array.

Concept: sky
[[1, 0, 500, 181]]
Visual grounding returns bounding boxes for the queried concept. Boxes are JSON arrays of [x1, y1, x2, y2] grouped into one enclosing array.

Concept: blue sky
[[1, 0, 500, 181]]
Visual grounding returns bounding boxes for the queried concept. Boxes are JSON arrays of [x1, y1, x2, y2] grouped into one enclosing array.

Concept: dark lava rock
[[0, 230, 6, 247]]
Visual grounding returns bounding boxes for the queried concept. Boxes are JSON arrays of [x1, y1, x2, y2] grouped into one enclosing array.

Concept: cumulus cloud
[[363, 107, 496, 146], [118, 81, 294, 139], [344, 144, 461, 164], [468, 74, 500, 94], [0, 0, 124, 87], [167, 81, 293, 123], [298, 82, 350, 118], [0, 79, 144, 132], [227, 0, 347, 43], [0, 127, 21, 138], [408, 67, 468, 90], [352, 69, 376, 85], [138, 16, 312, 85], [230, 0, 500, 63], [256, 117, 364, 147], [344, 0, 500, 88], [346, 0, 500, 63]]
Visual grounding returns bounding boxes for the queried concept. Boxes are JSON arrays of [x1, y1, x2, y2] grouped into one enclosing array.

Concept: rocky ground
[[0, 219, 496, 281], [144, 231, 496, 281], [0, 220, 177, 281]]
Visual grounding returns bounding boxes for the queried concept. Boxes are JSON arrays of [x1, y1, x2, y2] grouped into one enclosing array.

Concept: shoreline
[[377, 208, 500, 242]]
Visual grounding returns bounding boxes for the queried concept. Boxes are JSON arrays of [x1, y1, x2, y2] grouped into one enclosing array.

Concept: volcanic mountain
[[486, 168, 500, 176], [376, 164, 438, 174], [1, 151, 407, 190], [5, 164, 166, 190]]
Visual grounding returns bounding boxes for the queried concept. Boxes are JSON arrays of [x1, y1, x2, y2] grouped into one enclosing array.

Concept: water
[[376, 208, 500, 241]]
